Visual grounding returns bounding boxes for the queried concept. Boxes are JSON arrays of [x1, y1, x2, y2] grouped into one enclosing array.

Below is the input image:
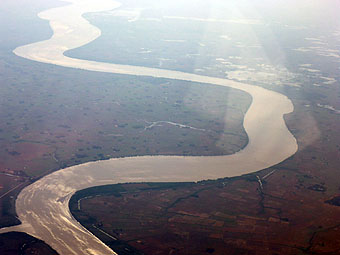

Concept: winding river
[[0, 0, 298, 254]]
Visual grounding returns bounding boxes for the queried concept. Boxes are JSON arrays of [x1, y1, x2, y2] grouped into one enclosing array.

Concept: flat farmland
[[70, 85, 340, 255]]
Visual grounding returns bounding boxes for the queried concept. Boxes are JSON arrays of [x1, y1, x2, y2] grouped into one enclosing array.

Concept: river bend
[[0, 0, 298, 254]]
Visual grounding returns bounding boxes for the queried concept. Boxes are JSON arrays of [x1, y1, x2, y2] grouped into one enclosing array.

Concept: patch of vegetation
[[325, 196, 340, 206], [0, 232, 58, 255]]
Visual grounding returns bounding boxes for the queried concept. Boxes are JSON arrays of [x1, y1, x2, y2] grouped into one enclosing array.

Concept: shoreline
[[1, 0, 298, 254]]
